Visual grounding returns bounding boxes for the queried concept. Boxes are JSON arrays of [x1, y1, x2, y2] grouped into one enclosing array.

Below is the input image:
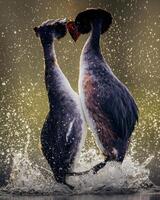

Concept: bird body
[[79, 45, 138, 161], [41, 64, 86, 176]]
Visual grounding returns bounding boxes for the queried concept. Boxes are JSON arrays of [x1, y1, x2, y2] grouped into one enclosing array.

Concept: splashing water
[[1, 136, 153, 195]]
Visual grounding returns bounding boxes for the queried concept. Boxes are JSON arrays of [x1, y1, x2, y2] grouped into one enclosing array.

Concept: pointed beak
[[67, 21, 81, 42]]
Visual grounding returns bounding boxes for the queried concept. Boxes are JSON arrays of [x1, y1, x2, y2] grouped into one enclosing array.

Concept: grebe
[[67, 9, 138, 174], [34, 18, 86, 189]]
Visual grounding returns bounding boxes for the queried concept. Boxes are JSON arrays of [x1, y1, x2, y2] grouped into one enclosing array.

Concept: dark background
[[0, 0, 160, 186]]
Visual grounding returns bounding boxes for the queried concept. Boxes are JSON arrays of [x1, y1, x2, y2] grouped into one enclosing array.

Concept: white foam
[[2, 145, 153, 195]]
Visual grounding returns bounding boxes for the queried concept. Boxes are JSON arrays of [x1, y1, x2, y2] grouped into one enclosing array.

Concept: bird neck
[[83, 19, 102, 55], [42, 41, 58, 67], [40, 38, 60, 93]]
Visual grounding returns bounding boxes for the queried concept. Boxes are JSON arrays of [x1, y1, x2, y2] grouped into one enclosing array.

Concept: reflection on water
[[0, 193, 160, 200]]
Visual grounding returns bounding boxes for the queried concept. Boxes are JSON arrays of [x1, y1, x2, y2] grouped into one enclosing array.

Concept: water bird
[[34, 18, 86, 189], [67, 8, 139, 174]]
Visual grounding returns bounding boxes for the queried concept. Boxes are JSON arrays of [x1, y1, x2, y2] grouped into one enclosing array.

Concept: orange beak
[[67, 21, 81, 42]]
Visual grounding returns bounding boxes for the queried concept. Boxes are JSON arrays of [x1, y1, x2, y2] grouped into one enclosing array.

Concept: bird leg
[[67, 158, 109, 176], [63, 181, 74, 190], [91, 158, 109, 174], [67, 170, 90, 176]]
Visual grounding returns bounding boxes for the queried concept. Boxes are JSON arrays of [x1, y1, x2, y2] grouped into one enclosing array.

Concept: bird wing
[[97, 75, 139, 140]]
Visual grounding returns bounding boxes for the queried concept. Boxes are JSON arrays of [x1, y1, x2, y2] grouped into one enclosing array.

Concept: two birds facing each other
[[34, 8, 139, 190]]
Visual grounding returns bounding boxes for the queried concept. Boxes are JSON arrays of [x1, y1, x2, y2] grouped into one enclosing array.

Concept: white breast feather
[[79, 55, 105, 153]]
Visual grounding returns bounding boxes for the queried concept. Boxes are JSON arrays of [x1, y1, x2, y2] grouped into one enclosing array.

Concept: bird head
[[67, 8, 112, 42], [34, 18, 67, 42]]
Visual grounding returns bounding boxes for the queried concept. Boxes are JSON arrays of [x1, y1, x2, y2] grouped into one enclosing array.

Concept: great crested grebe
[[34, 19, 86, 189], [67, 9, 138, 174]]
